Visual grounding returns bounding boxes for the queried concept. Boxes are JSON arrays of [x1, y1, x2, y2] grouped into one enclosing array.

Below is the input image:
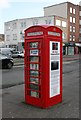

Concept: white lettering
[[27, 32, 43, 36], [48, 31, 60, 36]]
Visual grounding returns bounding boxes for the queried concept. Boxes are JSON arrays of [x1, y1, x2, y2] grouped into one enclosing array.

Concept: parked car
[[0, 54, 14, 69], [18, 51, 24, 58], [12, 51, 24, 58], [0, 47, 14, 57]]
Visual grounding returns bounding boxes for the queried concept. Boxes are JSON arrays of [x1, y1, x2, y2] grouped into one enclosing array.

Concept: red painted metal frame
[[24, 25, 62, 108]]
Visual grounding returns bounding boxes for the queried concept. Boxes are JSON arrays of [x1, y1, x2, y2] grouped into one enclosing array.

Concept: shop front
[[63, 42, 75, 55], [75, 43, 81, 54]]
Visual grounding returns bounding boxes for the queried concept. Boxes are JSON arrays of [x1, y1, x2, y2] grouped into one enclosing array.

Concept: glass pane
[[30, 64, 39, 70], [30, 70, 39, 77], [30, 42, 38, 48], [30, 91, 39, 98], [30, 77, 39, 84], [30, 84, 39, 91], [30, 56, 39, 62]]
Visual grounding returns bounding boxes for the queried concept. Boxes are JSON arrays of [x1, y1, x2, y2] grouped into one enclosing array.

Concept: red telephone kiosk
[[24, 25, 62, 108]]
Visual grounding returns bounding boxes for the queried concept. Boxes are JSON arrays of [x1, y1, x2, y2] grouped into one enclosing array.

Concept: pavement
[[13, 58, 24, 66], [1, 54, 80, 119], [14, 54, 80, 66], [63, 54, 80, 61]]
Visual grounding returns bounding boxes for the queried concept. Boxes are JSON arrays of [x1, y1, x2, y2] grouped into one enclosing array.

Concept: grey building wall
[[44, 2, 67, 18], [4, 16, 55, 50]]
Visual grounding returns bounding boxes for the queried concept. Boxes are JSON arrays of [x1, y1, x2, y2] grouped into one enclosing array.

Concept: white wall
[[4, 16, 54, 47], [4, 20, 19, 46]]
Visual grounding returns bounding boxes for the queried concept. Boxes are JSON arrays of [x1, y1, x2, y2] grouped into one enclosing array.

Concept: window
[[73, 9, 75, 14], [70, 35, 72, 41], [70, 17, 72, 23], [79, 37, 81, 41], [45, 19, 51, 24], [45, 20, 48, 24], [62, 33, 66, 39], [80, 11, 81, 16], [13, 22, 17, 29], [70, 26, 72, 32], [13, 34, 17, 40], [48, 20, 51, 24], [56, 20, 61, 26], [73, 18, 75, 23], [73, 26, 75, 32], [73, 36, 75, 41], [62, 21, 66, 27], [6, 35, 10, 41], [33, 19, 38, 25], [20, 21, 26, 28], [24, 22, 26, 27], [21, 22, 23, 28], [5, 23, 11, 31], [80, 28, 81, 33], [70, 7, 72, 13], [21, 33, 24, 40], [79, 20, 81, 25]]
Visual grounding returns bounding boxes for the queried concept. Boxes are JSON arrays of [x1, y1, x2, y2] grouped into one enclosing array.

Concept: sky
[[0, 0, 80, 34]]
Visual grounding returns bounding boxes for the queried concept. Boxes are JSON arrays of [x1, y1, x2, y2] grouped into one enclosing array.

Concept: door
[[25, 40, 42, 99]]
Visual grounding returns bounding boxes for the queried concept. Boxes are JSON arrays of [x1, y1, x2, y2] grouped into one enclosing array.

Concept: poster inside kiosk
[[50, 41, 60, 98]]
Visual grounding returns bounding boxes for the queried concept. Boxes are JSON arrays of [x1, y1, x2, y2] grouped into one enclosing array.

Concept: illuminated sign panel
[[27, 32, 43, 36], [50, 41, 60, 97], [48, 31, 60, 36]]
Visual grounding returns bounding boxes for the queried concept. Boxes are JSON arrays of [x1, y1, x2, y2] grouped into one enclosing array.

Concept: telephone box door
[[25, 39, 43, 107]]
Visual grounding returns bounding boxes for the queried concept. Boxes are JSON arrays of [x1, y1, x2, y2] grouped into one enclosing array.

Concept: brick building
[[44, 2, 81, 55]]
